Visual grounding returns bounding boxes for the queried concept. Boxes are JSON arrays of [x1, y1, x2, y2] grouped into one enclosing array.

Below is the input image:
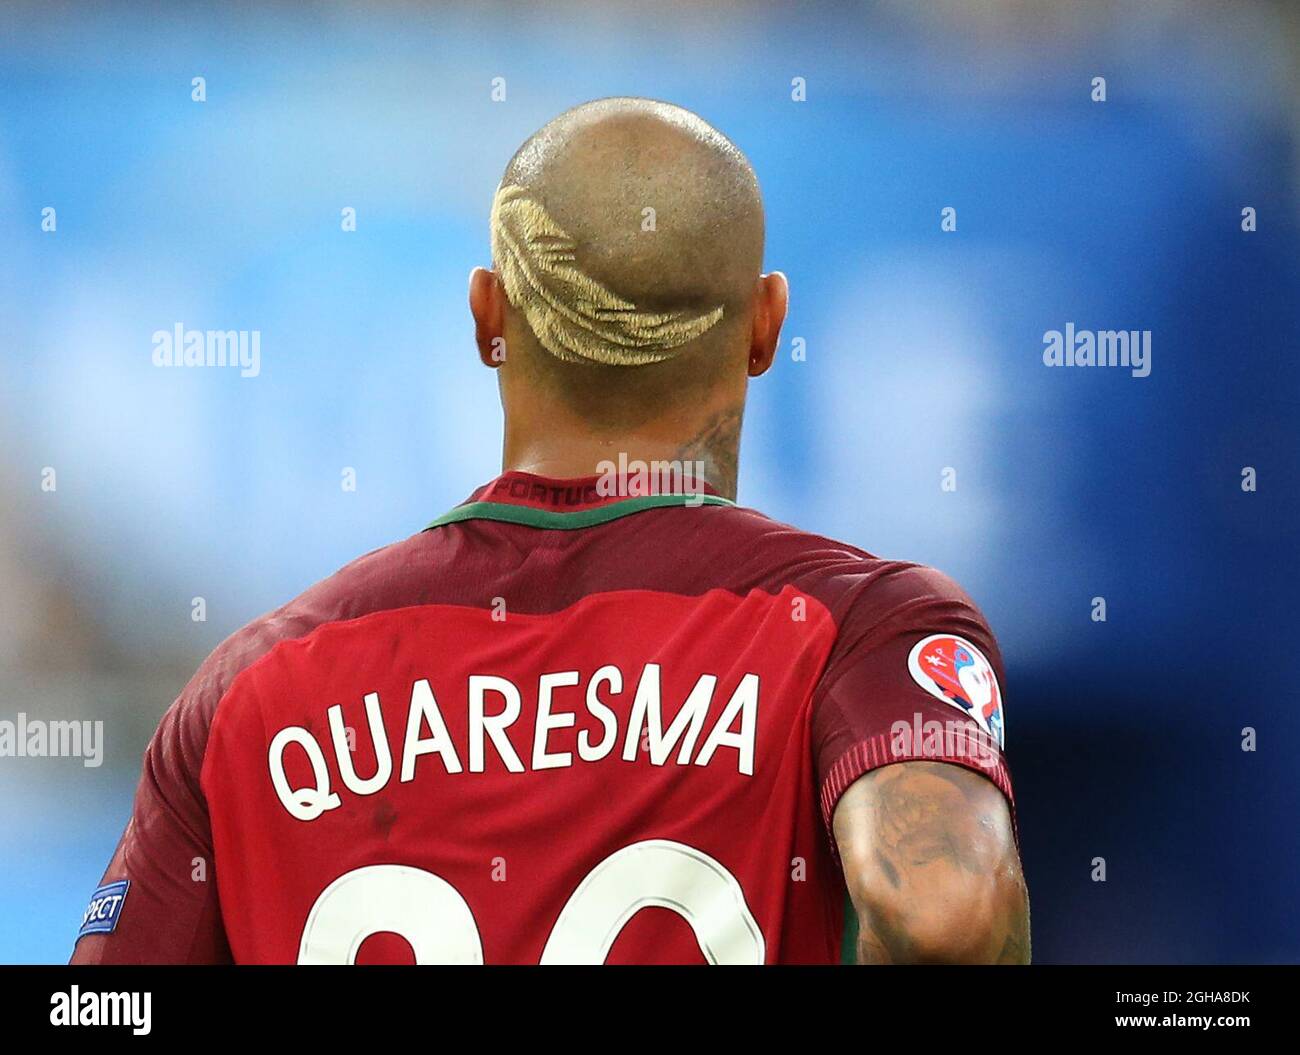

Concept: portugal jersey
[[72, 472, 1015, 965]]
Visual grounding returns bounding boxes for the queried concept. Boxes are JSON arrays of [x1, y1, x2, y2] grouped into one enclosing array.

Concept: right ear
[[469, 267, 506, 369], [747, 271, 788, 378]]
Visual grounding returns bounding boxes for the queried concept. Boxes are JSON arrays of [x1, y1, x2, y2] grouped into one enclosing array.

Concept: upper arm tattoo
[[832, 761, 1029, 964]]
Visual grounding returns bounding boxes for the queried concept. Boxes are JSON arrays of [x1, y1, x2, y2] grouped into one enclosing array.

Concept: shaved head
[[470, 97, 786, 496], [487, 98, 767, 424]]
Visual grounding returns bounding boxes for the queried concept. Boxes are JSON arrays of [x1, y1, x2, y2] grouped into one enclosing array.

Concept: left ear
[[747, 271, 788, 378], [469, 267, 506, 369]]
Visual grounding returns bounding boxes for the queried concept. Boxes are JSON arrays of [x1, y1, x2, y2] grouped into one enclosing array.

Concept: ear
[[747, 271, 788, 378], [469, 267, 507, 369]]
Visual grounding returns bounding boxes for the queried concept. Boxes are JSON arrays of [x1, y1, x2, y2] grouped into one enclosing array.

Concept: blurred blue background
[[2, 0, 1298, 963]]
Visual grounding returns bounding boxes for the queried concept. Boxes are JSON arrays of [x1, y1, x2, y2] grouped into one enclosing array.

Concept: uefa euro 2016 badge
[[77, 880, 130, 940], [907, 634, 1005, 749]]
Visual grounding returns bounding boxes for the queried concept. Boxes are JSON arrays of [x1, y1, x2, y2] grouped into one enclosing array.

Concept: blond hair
[[490, 184, 724, 366]]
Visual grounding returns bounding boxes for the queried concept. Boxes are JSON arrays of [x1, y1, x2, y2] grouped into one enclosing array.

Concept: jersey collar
[[426, 470, 733, 531]]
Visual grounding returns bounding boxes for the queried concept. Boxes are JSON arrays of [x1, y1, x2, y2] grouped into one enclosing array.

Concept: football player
[[73, 98, 1028, 964]]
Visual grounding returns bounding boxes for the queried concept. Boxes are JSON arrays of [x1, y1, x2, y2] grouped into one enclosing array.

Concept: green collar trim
[[425, 492, 734, 532]]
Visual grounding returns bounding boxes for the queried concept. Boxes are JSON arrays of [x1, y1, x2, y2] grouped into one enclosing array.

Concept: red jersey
[[71, 472, 1014, 965]]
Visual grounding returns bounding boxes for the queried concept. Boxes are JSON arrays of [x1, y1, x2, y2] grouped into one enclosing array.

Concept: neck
[[502, 402, 745, 500]]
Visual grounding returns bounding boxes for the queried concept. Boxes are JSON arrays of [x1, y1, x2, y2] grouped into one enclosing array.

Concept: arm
[[832, 760, 1029, 964], [70, 696, 231, 964]]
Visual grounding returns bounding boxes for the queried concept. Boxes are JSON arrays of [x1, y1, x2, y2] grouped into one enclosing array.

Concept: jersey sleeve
[[811, 562, 1015, 838], [68, 548, 416, 964], [69, 688, 231, 964]]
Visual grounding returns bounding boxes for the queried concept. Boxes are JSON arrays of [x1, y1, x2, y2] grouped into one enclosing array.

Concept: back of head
[[490, 98, 765, 426]]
